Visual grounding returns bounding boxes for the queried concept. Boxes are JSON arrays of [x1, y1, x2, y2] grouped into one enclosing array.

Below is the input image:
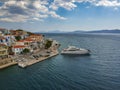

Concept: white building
[[4, 35, 16, 46], [12, 45, 26, 55]]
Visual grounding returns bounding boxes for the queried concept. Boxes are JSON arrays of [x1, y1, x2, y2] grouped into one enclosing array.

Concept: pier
[[18, 50, 59, 68]]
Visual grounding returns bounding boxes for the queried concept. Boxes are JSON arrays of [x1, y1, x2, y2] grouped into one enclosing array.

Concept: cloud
[[50, 0, 77, 10], [0, 0, 120, 22], [0, 15, 29, 22], [0, 0, 65, 22], [95, 0, 120, 7], [49, 11, 67, 20], [50, 0, 120, 10]]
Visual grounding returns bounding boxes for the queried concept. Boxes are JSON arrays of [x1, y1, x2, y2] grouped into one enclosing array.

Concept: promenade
[[18, 50, 59, 68], [0, 62, 17, 69]]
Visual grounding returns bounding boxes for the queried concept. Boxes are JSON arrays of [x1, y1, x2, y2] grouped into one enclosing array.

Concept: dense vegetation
[[15, 36, 21, 41], [22, 48, 30, 54], [27, 32, 34, 36], [17, 29, 23, 31], [45, 39, 53, 49]]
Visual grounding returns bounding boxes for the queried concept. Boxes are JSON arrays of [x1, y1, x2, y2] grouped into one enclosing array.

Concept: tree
[[17, 29, 23, 31], [15, 36, 21, 41], [22, 48, 30, 54], [45, 40, 53, 49], [27, 32, 34, 36]]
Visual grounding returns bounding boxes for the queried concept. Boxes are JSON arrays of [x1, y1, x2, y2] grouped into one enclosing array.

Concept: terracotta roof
[[18, 40, 25, 42], [13, 45, 26, 48], [18, 38, 33, 42], [24, 38, 33, 42], [30, 34, 42, 36], [0, 36, 6, 39], [0, 28, 6, 30], [0, 44, 7, 46]]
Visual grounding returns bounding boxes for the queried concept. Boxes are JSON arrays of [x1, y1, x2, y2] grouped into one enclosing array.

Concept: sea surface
[[0, 33, 120, 90]]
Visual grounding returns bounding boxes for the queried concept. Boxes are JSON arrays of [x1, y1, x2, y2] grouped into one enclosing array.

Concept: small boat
[[18, 63, 27, 68], [61, 46, 90, 55]]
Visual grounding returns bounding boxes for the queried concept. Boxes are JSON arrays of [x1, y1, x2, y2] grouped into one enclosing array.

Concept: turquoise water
[[0, 33, 120, 90]]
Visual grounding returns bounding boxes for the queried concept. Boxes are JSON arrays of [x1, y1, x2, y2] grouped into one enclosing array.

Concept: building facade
[[12, 45, 26, 55], [0, 44, 8, 58]]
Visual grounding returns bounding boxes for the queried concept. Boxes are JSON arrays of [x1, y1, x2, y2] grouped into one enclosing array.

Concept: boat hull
[[61, 50, 90, 55]]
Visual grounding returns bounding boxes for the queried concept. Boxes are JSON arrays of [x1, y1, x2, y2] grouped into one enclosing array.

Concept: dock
[[18, 50, 59, 68]]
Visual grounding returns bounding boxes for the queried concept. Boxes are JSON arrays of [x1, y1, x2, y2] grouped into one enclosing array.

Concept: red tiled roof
[[0, 28, 6, 30], [18, 38, 33, 42], [0, 44, 7, 46], [30, 34, 42, 36], [18, 40, 25, 42], [24, 38, 33, 42], [0, 36, 6, 39], [13, 45, 26, 48]]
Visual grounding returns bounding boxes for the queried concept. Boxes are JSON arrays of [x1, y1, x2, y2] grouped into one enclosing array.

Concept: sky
[[0, 0, 120, 32]]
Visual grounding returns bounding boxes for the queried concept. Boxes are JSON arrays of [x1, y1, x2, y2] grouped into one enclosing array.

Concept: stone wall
[[0, 58, 13, 66]]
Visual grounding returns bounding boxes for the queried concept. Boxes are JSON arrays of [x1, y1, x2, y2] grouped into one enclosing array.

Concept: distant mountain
[[47, 30, 66, 33], [36, 29, 120, 34], [87, 29, 120, 33], [70, 30, 85, 33], [37, 30, 67, 33], [71, 29, 120, 34]]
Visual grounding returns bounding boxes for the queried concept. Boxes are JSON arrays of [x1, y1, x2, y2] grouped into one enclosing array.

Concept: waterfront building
[[15, 40, 25, 46], [16, 38, 34, 49], [0, 31, 4, 36], [0, 44, 8, 58], [0, 28, 10, 35], [0, 36, 7, 45], [28, 34, 45, 49], [10, 30, 29, 40], [12, 45, 26, 55], [4, 35, 16, 46], [29, 34, 43, 42], [0, 35, 15, 46]]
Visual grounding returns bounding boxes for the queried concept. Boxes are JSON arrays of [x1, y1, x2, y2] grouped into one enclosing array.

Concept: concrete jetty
[[18, 50, 59, 68]]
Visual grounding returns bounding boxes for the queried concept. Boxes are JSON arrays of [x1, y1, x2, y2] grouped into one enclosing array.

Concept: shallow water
[[0, 33, 120, 90]]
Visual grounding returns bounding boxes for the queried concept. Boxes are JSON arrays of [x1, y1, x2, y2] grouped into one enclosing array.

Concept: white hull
[[61, 50, 89, 55], [18, 63, 27, 68], [61, 46, 90, 55]]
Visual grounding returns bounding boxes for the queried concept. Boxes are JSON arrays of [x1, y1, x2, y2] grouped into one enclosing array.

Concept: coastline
[[0, 50, 59, 69], [0, 61, 17, 69], [0, 30, 60, 69]]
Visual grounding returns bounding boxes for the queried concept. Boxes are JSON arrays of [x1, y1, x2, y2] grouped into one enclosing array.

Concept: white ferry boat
[[61, 46, 90, 55]]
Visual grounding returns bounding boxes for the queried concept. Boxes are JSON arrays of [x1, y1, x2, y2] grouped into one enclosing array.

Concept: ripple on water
[[0, 34, 120, 90]]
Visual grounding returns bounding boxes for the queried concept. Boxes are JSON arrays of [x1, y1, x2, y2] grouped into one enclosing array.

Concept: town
[[0, 28, 60, 69]]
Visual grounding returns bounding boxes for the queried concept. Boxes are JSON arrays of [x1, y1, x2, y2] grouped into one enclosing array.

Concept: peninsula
[[0, 28, 60, 69]]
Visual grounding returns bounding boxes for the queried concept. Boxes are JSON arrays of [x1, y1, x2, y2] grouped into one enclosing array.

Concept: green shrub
[[45, 40, 53, 49], [15, 36, 21, 41], [22, 48, 30, 54]]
